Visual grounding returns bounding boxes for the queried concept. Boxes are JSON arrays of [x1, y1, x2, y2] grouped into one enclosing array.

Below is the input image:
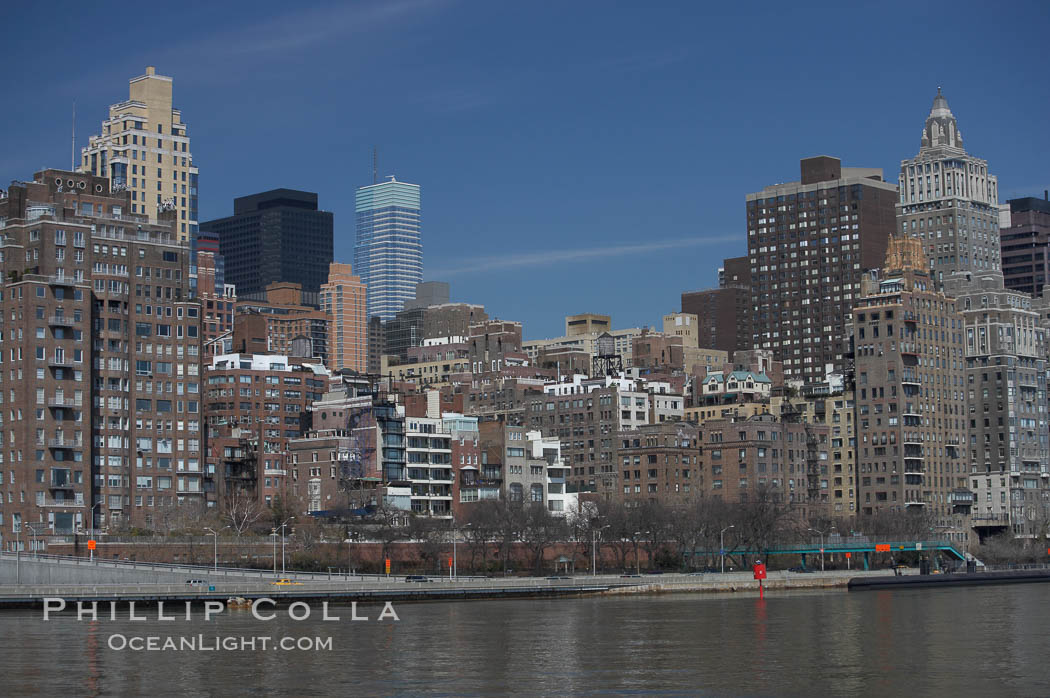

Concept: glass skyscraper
[[354, 176, 422, 321]]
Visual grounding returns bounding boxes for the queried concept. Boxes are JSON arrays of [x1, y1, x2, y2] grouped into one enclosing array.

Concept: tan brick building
[[80, 67, 199, 241], [321, 262, 367, 373]]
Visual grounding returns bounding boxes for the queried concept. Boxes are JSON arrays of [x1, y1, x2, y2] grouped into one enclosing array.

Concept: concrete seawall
[[602, 574, 855, 596]]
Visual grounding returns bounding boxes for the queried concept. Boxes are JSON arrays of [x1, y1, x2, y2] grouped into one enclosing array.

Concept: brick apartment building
[[0, 168, 203, 540], [681, 255, 752, 355], [747, 155, 898, 383], [852, 236, 969, 533], [234, 281, 328, 364], [204, 353, 329, 508], [700, 414, 829, 518], [617, 422, 702, 505]]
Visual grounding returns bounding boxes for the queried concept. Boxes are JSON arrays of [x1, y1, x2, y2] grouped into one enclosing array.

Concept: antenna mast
[[71, 101, 76, 171], [372, 146, 377, 184]]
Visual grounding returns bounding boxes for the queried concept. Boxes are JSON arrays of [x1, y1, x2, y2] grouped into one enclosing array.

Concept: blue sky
[[2, 0, 1048, 338]]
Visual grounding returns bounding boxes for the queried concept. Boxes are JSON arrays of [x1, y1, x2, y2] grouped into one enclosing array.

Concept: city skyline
[[1, 1, 1048, 337]]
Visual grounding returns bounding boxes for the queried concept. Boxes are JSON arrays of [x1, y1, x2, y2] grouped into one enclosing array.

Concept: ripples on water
[[3, 585, 1049, 696]]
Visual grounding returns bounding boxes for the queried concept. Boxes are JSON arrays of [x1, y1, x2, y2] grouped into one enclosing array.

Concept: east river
[[3, 584, 1049, 696]]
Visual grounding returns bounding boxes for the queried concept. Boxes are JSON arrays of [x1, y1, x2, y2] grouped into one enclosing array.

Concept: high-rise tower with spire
[[897, 88, 1000, 284]]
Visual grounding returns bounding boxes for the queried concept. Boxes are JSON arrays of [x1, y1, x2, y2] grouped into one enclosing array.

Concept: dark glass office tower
[[202, 189, 333, 305]]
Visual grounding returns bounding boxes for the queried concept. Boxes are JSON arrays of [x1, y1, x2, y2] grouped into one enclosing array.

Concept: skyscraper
[[80, 67, 199, 241], [897, 89, 1000, 283], [1000, 195, 1050, 296], [201, 189, 334, 305], [354, 176, 422, 321], [747, 156, 899, 383], [321, 263, 367, 373]]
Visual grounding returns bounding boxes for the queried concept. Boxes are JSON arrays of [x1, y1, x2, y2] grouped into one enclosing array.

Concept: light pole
[[271, 529, 277, 575], [343, 535, 354, 579], [88, 502, 101, 539], [280, 517, 294, 575], [808, 527, 826, 571], [634, 531, 645, 574], [15, 525, 20, 585], [25, 524, 40, 557], [204, 526, 228, 572], [453, 522, 470, 580], [720, 525, 735, 574], [592, 524, 610, 576]]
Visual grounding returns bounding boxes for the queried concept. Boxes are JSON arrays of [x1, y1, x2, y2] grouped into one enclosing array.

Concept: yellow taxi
[[271, 578, 304, 586]]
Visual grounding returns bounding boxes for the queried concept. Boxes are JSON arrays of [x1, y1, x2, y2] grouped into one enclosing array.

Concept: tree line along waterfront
[[40, 491, 1040, 577]]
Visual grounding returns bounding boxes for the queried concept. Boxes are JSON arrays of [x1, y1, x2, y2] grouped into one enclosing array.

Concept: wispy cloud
[[594, 47, 690, 75], [416, 86, 494, 114], [429, 234, 738, 276], [52, 0, 450, 95], [190, 0, 447, 57]]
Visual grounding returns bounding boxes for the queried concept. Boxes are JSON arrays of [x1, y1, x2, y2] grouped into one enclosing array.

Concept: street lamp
[[280, 517, 295, 575], [88, 501, 102, 539], [343, 535, 353, 579], [592, 524, 610, 576], [808, 527, 826, 571], [25, 524, 40, 558], [204, 526, 228, 572], [720, 525, 735, 574], [634, 531, 648, 574], [452, 522, 471, 580], [271, 529, 278, 575], [15, 525, 21, 585]]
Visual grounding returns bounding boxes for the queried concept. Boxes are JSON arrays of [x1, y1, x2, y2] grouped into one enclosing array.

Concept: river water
[[3, 584, 1049, 696]]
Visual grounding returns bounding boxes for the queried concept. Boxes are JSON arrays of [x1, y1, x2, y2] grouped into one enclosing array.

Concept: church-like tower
[[897, 89, 1000, 283]]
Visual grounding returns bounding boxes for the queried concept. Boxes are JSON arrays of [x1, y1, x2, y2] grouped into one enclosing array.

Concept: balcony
[[949, 489, 975, 505], [47, 397, 77, 408], [40, 496, 84, 508], [904, 499, 927, 508], [971, 513, 1010, 524], [48, 315, 75, 327], [48, 356, 74, 368], [48, 275, 75, 287], [263, 468, 287, 476], [48, 438, 83, 449]]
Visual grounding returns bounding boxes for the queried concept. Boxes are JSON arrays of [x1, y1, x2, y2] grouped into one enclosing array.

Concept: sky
[[2, 0, 1049, 338]]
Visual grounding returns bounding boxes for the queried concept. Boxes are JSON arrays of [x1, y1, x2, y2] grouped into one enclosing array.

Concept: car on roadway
[[271, 578, 303, 586], [186, 579, 209, 586], [404, 575, 431, 582]]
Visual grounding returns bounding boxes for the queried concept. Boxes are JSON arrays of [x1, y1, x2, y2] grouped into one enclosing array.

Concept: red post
[[753, 561, 767, 599]]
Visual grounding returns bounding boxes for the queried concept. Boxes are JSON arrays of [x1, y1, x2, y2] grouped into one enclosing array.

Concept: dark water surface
[[3, 584, 1050, 696]]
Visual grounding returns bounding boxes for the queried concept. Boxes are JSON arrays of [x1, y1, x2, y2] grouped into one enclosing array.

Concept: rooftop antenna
[[71, 101, 76, 171], [372, 146, 377, 185]]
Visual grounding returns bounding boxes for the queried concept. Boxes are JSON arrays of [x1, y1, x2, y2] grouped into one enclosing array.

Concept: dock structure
[[685, 538, 968, 571]]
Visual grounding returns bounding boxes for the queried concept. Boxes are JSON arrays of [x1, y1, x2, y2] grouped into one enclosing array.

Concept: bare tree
[[602, 501, 642, 572], [408, 516, 447, 574], [370, 504, 409, 569], [494, 500, 526, 574], [222, 489, 264, 535], [519, 503, 567, 574], [463, 501, 501, 573], [733, 485, 795, 562]]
